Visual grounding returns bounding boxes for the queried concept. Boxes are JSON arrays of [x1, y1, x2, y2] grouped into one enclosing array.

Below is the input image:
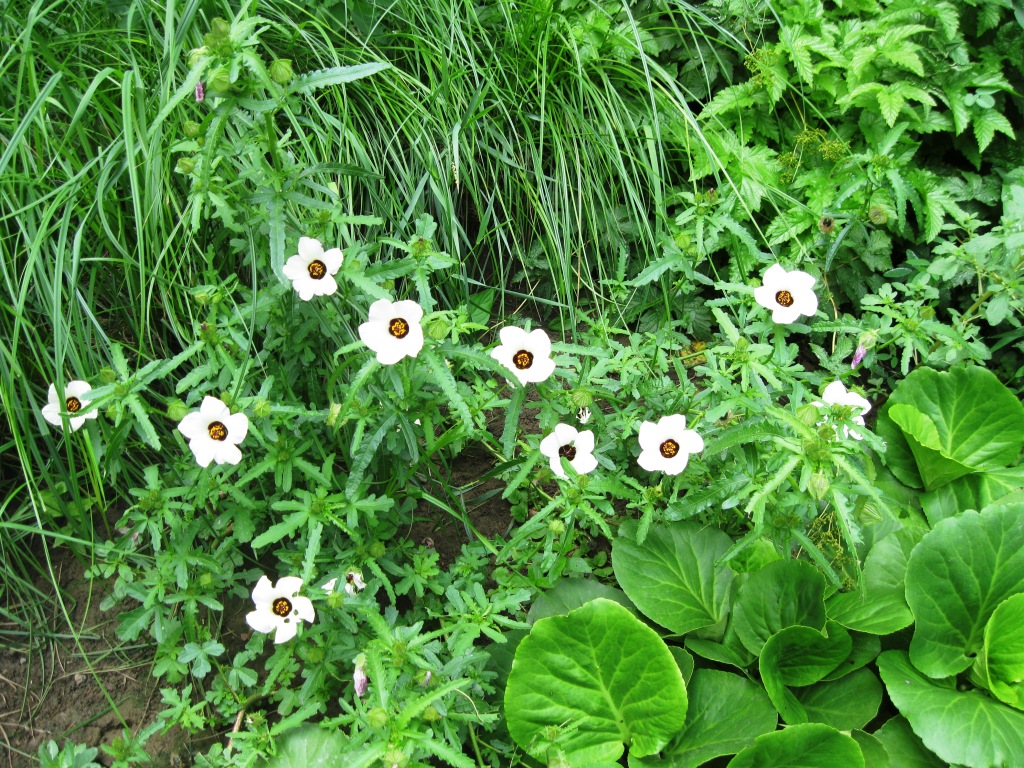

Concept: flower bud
[[194, 81, 204, 103], [548, 519, 566, 535], [98, 367, 117, 385], [850, 344, 867, 369], [166, 399, 188, 422], [327, 402, 343, 427], [382, 747, 407, 768], [807, 471, 829, 500], [796, 403, 820, 427], [416, 669, 433, 687], [175, 157, 196, 175], [305, 646, 325, 664], [569, 390, 593, 409], [425, 316, 449, 341], [369, 541, 386, 559], [206, 68, 231, 95], [868, 205, 888, 226], [410, 236, 430, 257], [367, 708, 387, 729], [354, 654, 369, 698], [199, 572, 214, 587], [210, 17, 231, 37], [420, 705, 441, 723], [269, 59, 294, 85], [857, 330, 878, 351], [253, 399, 271, 419], [183, 120, 201, 137], [187, 47, 208, 68]]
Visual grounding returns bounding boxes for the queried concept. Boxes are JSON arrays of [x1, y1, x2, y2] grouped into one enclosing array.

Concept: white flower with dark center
[[41, 381, 98, 432], [539, 423, 598, 479], [637, 415, 704, 476], [282, 237, 344, 301], [245, 575, 315, 644], [358, 298, 425, 364], [812, 381, 872, 440], [322, 571, 366, 596], [577, 407, 592, 425], [490, 327, 556, 385], [177, 396, 248, 467], [753, 264, 819, 324]]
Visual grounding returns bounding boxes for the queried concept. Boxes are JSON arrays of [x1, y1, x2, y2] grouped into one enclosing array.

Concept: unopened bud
[[369, 541, 386, 559], [354, 655, 369, 699], [807, 471, 829, 500], [425, 316, 449, 341], [796, 403, 820, 427], [166, 399, 188, 422], [269, 59, 293, 85], [98, 367, 117, 385], [176, 157, 196, 175], [253, 399, 271, 419], [850, 344, 867, 369], [367, 707, 387, 728], [421, 706, 441, 723], [569, 390, 593, 409], [868, 206, 888, 226], [183, 120, 201, 137], [187, 47, 208, 68], [210, 17, 231, 37], [206, 68, 231, 95], [548, 519, 566, 535]]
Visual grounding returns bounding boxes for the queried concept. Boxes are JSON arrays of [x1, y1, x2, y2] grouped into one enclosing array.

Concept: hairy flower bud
[[98, 367, 117, 385], [269, 59, 294, 85], [868, 205, 888, 226], [176, 156, 196, 175], [210, 17, 231, 37], [253, 399, 272, 419], [183, 120, 201, 138], [367, 707, 387, 729], [206, 68, 231, 95], [166, 399, 188, 422], [807, 471, 829, 500]]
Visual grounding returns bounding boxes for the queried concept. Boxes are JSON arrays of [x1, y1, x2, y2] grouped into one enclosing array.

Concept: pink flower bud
[[195, 81, 205, 103], [353, 654, 368, 698], [851, 344, 867, 368]]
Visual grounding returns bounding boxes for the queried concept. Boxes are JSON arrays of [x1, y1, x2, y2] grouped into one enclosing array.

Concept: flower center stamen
[[66, 396, 82, 413], [389, 318, 409, 339], [660, 439, 680, 458], [307, 259, 327, 280], [558, 444, 577, 461], [775, 290, 794, 307], [272, 597, 292, 617], [513, 349, 534, 370], [208, 421, 228, 441]]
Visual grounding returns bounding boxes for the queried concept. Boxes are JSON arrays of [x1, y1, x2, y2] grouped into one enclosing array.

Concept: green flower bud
[[253, 399, 271, 419], [166, 399, 188, 422], [424, 316, 449, 341], [415, 669, 433, 687], [421, 705, 441, 723], [410, 236, 430, 257], [269, 59, 294, 85], [796, 403, 820, 427], [548, 519, 566, 535], [368, 708, 389, 729], [105, 404, 118, 420], [382, 747, 407, 768], [304, 645, 325, 664], [327, 402, 343, 427], [569, 390, 593, 409], [868, 205, 888, 226], [369, 541, 386, 559], [210, 17, 231, 37], [206, 68, 232, 95], [807, 471, 829, 500], [175, 157, 196, 175], [186, 47, 209, 68], [183, 120, 201, 138], [98, 367, 117, 385], [857, 330, 878, 351], [199, 572, 214, 587], [193, 290, 212, 306]]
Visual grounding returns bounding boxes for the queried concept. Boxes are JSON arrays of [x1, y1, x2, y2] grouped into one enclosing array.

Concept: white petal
[[225, 412, 249, 443], [552, 423, 578, 445], [522, 356, 555, 383], [199, 396, 230, 422], [82, 407, 99, 421], [539, 431, 562, 459], [753, 284, 777, 311], [69, 415, 88, 432], [367, 298, 395, 324], [282, 254, 309, 281], [638, 420, 663, 453], [490, 346, 516, 373], [548, 455, 567, 478], [315, 276, 339, 297], [662, 453, 690, 476], [498, 326, 528, 348], [46, 383, 59, 408], [41, 402, 63, 427], [276, 576, 304, 595], [214, 442, 242, 465], [771, 305, 803, 325], [637, 447, 669, 473], [297, 237, 324, 260], [821, 381, 848, 405], [793, 290, 818, 318], [251, 575, 276, 606], [245, 608, 278, 634], [659, 414, 689, 435], [321, 578, 338, 592], [524, 328, 552, 358], [292, 596, 315, 623], [66, 380, 92, 398], [189, 437, 217, 467], [402, 323, 425, 358], [374, 337, 408, 365], [571, 452, 598, 475], [359, 319, 391, 354], [573, 429, 594, 454], [391, 299, 424, 323], [788, 269, 817, 290], [177, 411, 208, 440], [677, 429, 704, 455], [322, 247, 344, 272], [273, 620, 298, 644], [762, 264, 787, 287], [292, 276, 317, 300]]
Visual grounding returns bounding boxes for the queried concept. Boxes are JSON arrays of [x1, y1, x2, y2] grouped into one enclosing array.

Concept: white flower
[[41, 381, 98, 432], [577, 407, 592, 425], [490, 327, 556, 385], [637, 415, 704, 476], [245, 575, 315, 644], [812, 381, 872, 440], [358, 298, 425, 364], [282, 237, 344, 301], [322, 571, 366, 596], [539, 424, 599, 478], [177, 396, 249, 467], [753, 264, 819, 324]]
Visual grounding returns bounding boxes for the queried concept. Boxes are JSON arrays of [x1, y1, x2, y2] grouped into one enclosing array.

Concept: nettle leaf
[[612, 522, 735, 636], [974, 593, 1024, 710], [878, 650, 1024, 768], [905, 499, 1024, 678], [875, 366, 1024, 490], [760, 623, 852, 724], [827, 527, 921, 634], [631, 669, 776, 768], [732, 560, 827, 657], [505, 599, 686, 765], [726, 723, 864, 768]]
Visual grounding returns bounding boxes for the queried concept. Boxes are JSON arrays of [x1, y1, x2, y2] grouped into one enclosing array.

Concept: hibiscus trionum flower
[[358, 298, 425, 364], [539, 423, 598, 478], [282, 237, 344, 301], [177, 396, 248, 467], [490, 326, 556, 385], [813, 381, 872, 440], [637, 415, 704, 476], [41, 381, 98, 432], [245, 575, 315, 644], [754, 264, 819, 324], [322, 571, 367, 596]]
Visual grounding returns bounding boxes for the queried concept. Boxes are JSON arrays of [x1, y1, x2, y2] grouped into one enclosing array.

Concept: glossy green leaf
[[975, 593, 1024, 710], [732, 560, 827, 656], [827, 528, 921, 634], [527, 578, 635, 624], [760, 623, 852, 723], [851, 730, 892, 768], [878, 650, 1024, 768], [612, 522, 735, 635], [631, 669, 776, 768], [726, 723, 864, 768], [669, 647, 695, 684], [505, 599, 687, 765], [920, 466, 1024, 527], [906, 503, 1024, 677], [795, 668, 883, 730], [822, 631, 881, 681], [875, 366, 1024, 491], [873, 716, 947, 768], [262, 725, 382, 768]]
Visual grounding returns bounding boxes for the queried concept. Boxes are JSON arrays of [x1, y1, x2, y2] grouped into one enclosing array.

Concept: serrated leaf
[[287, 63, 391, 95]]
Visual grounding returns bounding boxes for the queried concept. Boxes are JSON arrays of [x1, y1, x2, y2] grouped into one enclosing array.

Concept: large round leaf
[[906, 503, 1024, 678], [827, 528, 920, 635], [851, 730, 892, 768], [732, 560, 827, 656], [975, 593, 1024, 710], [920, 466, 1024, 527], [726, 723, 864, 768], [873, 716, 946, 768], [760, 623, 852, 724], [795, 668, 883, 731], [527, 577, 636, 624], [878, 650, 1024, 768], [822, 631, 881, 681], [630, 669, 776, 768], [875, 366, 1024, 491], [612, 522, 735, 636], [261, 725, 379, 768], [505, 598, 687, 765]]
